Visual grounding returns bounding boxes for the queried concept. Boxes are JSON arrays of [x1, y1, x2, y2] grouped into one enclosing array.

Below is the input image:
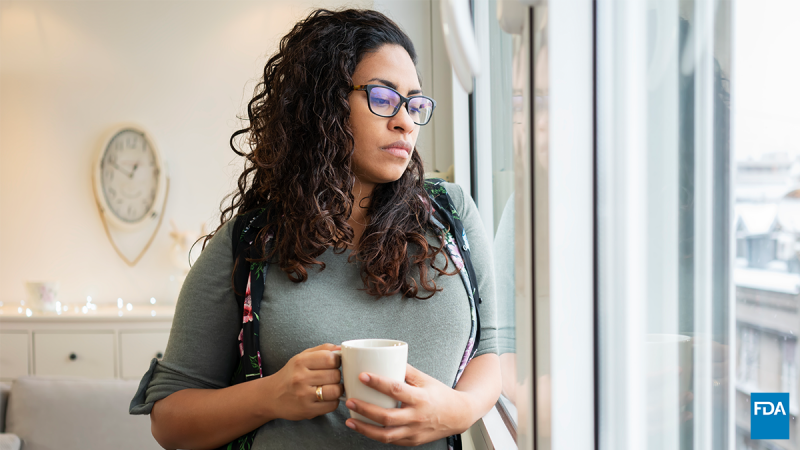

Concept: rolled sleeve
[[129, 220, 242, 415]]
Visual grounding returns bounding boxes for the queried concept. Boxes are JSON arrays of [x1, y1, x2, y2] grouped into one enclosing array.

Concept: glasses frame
[[351, 84, 436, 126]]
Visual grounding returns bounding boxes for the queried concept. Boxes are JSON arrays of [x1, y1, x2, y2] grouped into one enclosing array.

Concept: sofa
[[0, 376, 161, 450]]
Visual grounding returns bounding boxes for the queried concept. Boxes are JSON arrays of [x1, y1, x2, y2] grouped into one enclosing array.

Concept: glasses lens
[[368, 86, 401, 116], [408, 97, 434, 124]]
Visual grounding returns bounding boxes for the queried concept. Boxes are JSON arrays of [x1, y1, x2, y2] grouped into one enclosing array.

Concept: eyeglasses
[[351, 84, 436, 126]]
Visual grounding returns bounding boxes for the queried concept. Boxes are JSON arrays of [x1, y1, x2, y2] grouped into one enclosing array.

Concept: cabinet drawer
[[120, 331, 169, 380], [33, 332, 115, 379], [0, 332, 29, 380]]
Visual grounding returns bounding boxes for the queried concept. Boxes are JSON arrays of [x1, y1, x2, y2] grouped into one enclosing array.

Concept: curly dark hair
[[209, 8, 453, 299]]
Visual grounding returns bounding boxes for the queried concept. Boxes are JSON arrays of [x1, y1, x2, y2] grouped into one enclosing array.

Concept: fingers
[[303, 343, 341, 354], [309, 397, 340, 416], [303, 348, 342, 370], [345, 398, 415, 428], [345, 419, 413, 445], [403, 364, 427, 387], [320, 383, 345, 403], [358, 372, 416, 405], [306, 368, 342, 386]]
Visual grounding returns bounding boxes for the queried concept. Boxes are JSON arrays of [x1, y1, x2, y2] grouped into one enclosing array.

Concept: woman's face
[[348, 44, 421, 187]]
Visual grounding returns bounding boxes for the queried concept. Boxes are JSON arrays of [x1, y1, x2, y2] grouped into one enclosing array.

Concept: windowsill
[[466, 403, 518, 450]]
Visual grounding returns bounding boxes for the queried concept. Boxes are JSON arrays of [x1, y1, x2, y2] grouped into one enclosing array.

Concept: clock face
[[100, 129, 160, 224]]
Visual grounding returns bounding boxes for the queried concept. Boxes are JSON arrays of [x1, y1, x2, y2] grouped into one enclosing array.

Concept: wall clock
[[92, 124, 169, 266]]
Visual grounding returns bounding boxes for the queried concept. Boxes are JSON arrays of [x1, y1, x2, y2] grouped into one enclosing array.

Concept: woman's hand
[[267, 343, 343, 421], [343, 363, 473, 446]]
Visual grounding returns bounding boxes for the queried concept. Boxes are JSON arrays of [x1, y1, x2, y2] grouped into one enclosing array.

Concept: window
[[596, 1, 733, 448], [732, 1, 800, 447]]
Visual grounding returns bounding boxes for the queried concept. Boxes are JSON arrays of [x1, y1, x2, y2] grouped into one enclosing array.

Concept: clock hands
[[109, 160, 134, 178], [108, 160, 140, 179]]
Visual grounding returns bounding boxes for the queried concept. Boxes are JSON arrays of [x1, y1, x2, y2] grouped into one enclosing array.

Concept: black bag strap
[[424, 179, 482, 450], [424, 178, 482, 341], [217, 207, 271, 450]]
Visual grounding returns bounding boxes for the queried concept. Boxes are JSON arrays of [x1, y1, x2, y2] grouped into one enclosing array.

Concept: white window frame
[[470, 0, 596, 449]]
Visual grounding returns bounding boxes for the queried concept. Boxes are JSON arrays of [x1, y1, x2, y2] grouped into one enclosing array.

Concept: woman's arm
[[151, 377, 276, 450], [452, 353, 503, 428], [150, 344, 344, 450], [343, 353, 502, 446]]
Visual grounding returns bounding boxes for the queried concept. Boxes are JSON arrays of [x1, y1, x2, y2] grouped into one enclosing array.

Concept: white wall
[[374, 0, 434, 171], [0, 0, 454, 306]]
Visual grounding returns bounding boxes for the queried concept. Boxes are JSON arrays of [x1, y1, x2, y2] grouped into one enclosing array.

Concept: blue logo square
[[751, 393, 790, 440]]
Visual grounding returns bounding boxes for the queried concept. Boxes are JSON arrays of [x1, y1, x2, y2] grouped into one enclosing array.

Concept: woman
[[130, 8, 500, 449]]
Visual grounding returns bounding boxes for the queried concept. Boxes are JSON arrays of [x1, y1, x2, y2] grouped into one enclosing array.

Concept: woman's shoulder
[[195, 218, 236, 263], [425, 179, 468, 217], [212, 217, 237, 245], [425, 179, 465, 205], [213, 207, 269, 248]]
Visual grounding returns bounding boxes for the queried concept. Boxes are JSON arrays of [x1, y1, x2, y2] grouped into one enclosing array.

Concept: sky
[[733, 0, 800, 161]]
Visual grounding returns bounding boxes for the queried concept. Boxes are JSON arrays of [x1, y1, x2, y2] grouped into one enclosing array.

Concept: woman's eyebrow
[[367, 77, 422, 96]]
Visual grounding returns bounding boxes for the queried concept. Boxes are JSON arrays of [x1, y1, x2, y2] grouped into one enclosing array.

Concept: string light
[[10, 293, 169, 317]]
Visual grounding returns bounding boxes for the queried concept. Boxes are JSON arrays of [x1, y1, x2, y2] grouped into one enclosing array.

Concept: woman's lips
[[382, 141, 412, 158]]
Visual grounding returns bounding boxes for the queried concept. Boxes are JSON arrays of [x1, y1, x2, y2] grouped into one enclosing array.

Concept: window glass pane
[[486, 0, 545, 434], [733, 1, 800, 448], [485, 3, 549, 443], [487, 0, 520, 424], [597, 1, 732, 449]]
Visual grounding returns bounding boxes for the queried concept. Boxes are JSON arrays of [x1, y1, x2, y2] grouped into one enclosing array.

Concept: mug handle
[[331, 350, 347, 401]]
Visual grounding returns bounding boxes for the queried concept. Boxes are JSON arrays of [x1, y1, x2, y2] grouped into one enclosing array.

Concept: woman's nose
[[389, 103, 416, 132]]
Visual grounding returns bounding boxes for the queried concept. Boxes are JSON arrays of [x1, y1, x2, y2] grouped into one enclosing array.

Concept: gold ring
[[315, 385, 324, 402]]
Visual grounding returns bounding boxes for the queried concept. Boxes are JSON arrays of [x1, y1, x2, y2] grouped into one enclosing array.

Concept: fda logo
[[751, 393, 790, 440]]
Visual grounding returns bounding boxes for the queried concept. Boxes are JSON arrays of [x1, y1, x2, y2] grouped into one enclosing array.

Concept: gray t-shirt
[[130, 182, 497, 449]]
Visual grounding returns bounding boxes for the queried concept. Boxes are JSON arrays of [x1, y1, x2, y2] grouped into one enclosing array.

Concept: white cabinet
[[120, 331, 169, 380], [0, 305, 173, 381], [33, 332, 116, 379], [0, 332, 29, 379]]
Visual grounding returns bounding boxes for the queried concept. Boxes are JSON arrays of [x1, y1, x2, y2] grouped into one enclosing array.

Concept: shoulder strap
[[423, 179, 482, 450], [218, 207, 272, 450], [424, 178, 482, 364], [424, 178, 483, 309]]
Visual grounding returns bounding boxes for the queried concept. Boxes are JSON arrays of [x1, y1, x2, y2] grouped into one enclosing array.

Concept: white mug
[[333, 339, 408, 426]]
